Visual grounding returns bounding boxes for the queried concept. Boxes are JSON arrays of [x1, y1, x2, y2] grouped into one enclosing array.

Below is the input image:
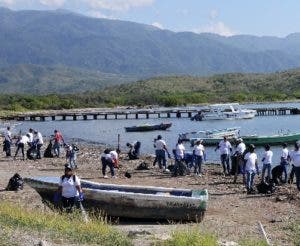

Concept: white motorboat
[[191, 103, 256, 121]]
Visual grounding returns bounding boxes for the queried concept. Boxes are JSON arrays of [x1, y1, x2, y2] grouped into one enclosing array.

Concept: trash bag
[[44, 141, 54, 158], [256, 181, 276, 194], [6, 173, 24, 191], [136, 162, 150, 170]]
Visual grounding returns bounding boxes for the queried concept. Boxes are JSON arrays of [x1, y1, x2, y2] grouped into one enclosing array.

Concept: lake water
[[9, 102, 300, 166]]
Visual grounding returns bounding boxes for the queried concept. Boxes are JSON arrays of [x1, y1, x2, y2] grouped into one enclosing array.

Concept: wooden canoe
[[25, 176, 208, 221], [125, 123, 172, 132]]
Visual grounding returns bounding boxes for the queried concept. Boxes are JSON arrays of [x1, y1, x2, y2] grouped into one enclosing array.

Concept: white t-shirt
[[59, 175, 80, 198], [4, 130, 11, 141], [262, 150, 273, 165], [290, 150, 300, 167], [218, 140, 232, 155], [19, 135, 29, 144], [176, 144, 185, 158], [28, 132, 34, 143], [236, 142, 246, 155], [281, 148, 289, 160], [244, 152, 258, 171], [194, 144, 205, 156], [110, 150, 118, 160], [35, 132, 44, 144], [155, 139, 166, 150]]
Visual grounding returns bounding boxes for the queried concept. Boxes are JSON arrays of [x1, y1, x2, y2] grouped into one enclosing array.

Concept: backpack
[[6, 173, 24, 191]]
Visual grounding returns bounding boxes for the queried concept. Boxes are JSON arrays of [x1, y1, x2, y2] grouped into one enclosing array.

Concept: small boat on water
[[25, 177, 208, 221], [191, 103, 256, 121], [179, 127, 240, 142], [190, 132, 300, 146], [125, 122, 172, 132]]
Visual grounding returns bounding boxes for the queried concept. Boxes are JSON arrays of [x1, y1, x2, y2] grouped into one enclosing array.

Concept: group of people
[[152, 135, 300, 194]]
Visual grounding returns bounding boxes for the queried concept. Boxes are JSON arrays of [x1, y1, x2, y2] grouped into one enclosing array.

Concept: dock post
[[104, 114, 108, 120], [51, 116, 55, 121], [135, 114, 138, 119], [176, 111, 181, 118], [62, 115, 66, 121], [93, 114, 97, 120], [125, 114, 128, 119], [188, 112, 192, 118], [30, 116, 35, 121], [167, 112, 170, 118], [146, 113, 149, 119], [83, 115, 87, 120], [73, 115, 77, 121], [115, 114, 117, 120], [40, 116, 45, 121]]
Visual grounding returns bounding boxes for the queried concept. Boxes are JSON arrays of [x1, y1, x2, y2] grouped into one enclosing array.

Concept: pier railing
[[1, 106, 299, 121]]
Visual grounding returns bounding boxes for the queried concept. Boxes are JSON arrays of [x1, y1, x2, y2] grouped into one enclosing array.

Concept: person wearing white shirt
[[289, 142, 300, 191], [34, 130, 44, 159], [172, 140, 186, 176], [233, 138, 246, 184], [215, 136, 232, 175], [261, 145, 273, 183], [280, 143, 290, 183], [56, 164, 83, 213], [101, 148, 116, 178], [28, 128, 34, 146], [244, 144, 259, 194], [193, 140, 205, 175], [14, 134, 29, 160], [154, 135, 170, 171], [3, 126, 12, 157]]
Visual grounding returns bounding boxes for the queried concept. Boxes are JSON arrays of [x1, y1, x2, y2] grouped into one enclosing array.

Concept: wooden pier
[[2, 107, 300, 121]]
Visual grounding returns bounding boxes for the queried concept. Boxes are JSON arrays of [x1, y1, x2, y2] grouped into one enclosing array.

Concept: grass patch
[[285, 221, 300, 246], [239, 239, 269, 246], [0, 202, 132, 245], [161, 229, 217, 246]]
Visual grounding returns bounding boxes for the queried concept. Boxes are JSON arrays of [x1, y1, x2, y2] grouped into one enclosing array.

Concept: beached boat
[[125, 123, 172, 132], [25, 177, 208, 221], [179, 127, 240, 142], [190, 132, 300, 146], [191, 103, 256, 121]]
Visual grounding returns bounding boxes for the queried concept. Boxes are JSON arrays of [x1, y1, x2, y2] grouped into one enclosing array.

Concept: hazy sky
[[1, 0, 300, 37]]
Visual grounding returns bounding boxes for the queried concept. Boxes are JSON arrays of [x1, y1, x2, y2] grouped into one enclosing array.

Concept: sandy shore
[[0, 142, 299, 245]]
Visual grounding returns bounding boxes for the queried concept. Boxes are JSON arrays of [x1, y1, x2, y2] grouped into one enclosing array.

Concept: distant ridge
[[1, 8, 300, 79]]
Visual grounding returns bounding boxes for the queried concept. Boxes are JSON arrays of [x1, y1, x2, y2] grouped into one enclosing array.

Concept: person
[[215, 136, 232, 175], [193, 140, 205, 176], [233, 138, 246, 183], [280, 143, 290, 183], [14, 134, 30, 160], [34, 130, 43, 159], [53, 130, 64, 157], [172, 139, 186, 176], [126, 141, 141, 160], [110, 149, 119, 168], [3, 126, 12, 157], [27, 128, 34, 146], [261, 144, 273, 183], [101, 149, 116, 178], [244, 144, 259, 194], [289, 142, 300, 191], [65, 144, 78, 169], [55, 163, 83, 213], [154, 135, 171, 172]]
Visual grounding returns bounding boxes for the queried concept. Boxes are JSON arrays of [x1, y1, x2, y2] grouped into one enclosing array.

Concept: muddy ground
[[0, 143, 299, 245]]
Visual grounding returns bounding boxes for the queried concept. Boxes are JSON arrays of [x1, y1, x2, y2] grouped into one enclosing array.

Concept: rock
[[128, 230, 152, 238], [36, 240, 49, 246]]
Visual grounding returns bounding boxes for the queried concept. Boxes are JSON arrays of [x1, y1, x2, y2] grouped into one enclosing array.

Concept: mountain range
[[1, 7, 300, 93]]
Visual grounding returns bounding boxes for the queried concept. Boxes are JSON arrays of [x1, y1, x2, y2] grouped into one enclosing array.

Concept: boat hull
[[125, 123, 172, 132], [25, 177, 208, 221]]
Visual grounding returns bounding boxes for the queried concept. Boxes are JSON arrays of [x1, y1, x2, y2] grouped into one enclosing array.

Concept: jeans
[[61, 196, 80, 213], [3, 140, 11, 156], [246, 170, 256, 191], [294, 166, 300, 191], [194, 155, 203, 174], [37, 144, 43, 159], [234, 154, 245, 183], [53, 142, 61, 157], [280, 160, 289, 183], [261, 163, 271, 182], [156, 149, 167, 169], [221, 154, 230, 174], [101, 157, 115, 177], [14, 143, 25, 159]]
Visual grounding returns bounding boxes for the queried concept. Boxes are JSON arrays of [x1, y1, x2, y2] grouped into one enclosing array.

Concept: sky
[[1, 0, 300, 37]]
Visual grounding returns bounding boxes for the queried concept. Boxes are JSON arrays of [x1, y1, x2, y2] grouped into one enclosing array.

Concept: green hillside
[[0, 64, 135, 94], [1, 68, 300, 111]]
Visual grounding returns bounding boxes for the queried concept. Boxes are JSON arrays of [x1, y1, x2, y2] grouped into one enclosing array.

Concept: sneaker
[[198, 174, 202, 177], [103, 175, 109, 179], [164, 168, 170, 173], [112, 176, 117, 179]]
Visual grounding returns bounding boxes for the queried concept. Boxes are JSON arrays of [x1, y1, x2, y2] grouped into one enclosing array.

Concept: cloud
[[152, 21, 163, 29], [209, 9, 218, 20], [83, 0, 155, 12], [193, 21, 236, 37], [88, 10, 115, 19], [0, 0, 15, 6], [39, 0, 65, 7]]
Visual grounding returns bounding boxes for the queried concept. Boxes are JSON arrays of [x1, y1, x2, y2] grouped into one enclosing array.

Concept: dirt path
[[0, 143, 299, 245]]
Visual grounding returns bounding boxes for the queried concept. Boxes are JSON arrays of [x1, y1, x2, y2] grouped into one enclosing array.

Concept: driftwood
[[258, 221, 271, 245]]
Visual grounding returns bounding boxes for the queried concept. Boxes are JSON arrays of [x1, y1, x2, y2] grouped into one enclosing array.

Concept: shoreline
[[0, 142, 299, 245]]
